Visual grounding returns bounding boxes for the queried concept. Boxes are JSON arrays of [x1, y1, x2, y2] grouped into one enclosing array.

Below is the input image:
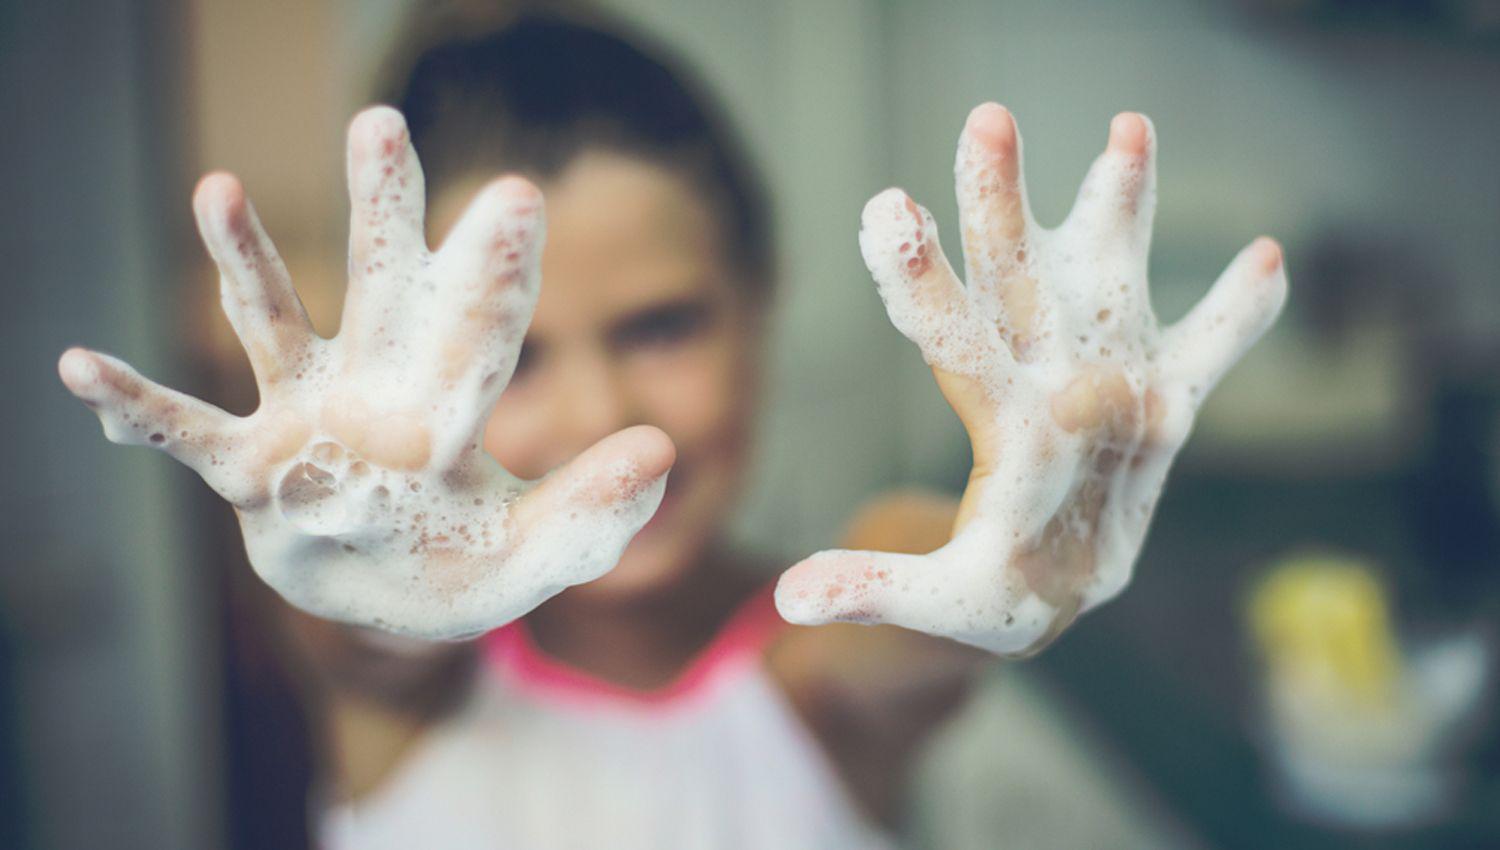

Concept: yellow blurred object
[[1249, 553, 1401, 707]]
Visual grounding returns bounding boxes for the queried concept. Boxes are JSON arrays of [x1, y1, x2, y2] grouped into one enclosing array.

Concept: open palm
[[776, 104, 1288, 655], [59, 107, 674, 639]]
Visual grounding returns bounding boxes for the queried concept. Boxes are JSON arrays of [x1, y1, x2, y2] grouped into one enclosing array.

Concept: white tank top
[[320, 591, 897, 850]]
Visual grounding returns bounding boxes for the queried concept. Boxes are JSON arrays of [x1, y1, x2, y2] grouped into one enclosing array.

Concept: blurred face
[[431, 151, 764, 604]]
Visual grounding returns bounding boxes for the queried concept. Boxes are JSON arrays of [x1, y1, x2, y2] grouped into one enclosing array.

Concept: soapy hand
[[59, 107, 674, 639], [776, 104, 1287, 655]]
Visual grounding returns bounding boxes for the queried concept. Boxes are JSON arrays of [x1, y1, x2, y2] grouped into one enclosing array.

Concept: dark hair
[[384, 11, 775, 296]]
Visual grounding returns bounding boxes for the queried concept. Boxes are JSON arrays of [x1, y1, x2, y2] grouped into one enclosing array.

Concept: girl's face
[[431, 152, 764, 604]]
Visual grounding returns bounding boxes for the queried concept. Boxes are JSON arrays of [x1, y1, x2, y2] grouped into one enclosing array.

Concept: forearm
[[768, 489, 991, 825], [770, 621, 985, 827]]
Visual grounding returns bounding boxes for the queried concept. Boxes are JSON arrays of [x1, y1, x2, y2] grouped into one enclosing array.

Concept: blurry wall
[[2, 2, 221, 849]]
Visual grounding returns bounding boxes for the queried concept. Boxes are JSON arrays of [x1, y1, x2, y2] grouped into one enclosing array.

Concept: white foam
[[778, 109, 1287, 655], [62, 108, 668, 640]]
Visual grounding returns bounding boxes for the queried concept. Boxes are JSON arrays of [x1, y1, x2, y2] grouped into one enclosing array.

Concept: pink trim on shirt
[[481, 588, 784, 712]]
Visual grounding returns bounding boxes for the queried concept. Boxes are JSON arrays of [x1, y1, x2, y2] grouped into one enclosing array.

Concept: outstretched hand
[[776, 104, 1287, 655], [59, 107, 674, 639]]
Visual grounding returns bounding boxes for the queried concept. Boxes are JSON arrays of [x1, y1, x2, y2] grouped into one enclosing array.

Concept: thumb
[[775, 548, 937, 627], [510, 424, 676, 537]]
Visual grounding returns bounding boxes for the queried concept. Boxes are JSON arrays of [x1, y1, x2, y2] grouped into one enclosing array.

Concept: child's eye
[[610, 302, 711, 352]]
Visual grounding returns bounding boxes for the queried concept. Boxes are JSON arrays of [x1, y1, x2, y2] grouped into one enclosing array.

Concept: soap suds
[[60, 107, 669, 640], [777, 105, 1287, 655]]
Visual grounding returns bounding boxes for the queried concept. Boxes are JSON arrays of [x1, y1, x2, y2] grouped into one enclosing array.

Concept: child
[[58, 9, 1286, 848]]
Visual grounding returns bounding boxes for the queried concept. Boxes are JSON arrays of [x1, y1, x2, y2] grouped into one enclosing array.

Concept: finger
[[341, 107, 427, 337], [192, 172, 315, 389], [775, 548, 940, 627], [1162, 237, 1288, 404], [859, 188, 1003, 378], [955, 103, 1030, 275], [347, 106, 426, 257], [953, 104, 1047, 358], [1065, 112, 1157, 255], [502, 426, 674, 608], [431, 176, 546, 395], [58, 347, 240, 473], [510, 425, 676, 538]]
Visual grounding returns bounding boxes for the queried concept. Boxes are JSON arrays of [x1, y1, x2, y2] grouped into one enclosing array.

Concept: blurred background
[[4, 0, 1499, 847]]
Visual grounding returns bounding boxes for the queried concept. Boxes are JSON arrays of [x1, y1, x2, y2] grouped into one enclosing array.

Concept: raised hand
[[776, 104, 1287, 656], [58, 107, 674, 639]]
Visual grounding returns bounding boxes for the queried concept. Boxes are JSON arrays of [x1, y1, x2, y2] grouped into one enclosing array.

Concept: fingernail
[[966, 102, 1016, 151], [1107, 113, 1151, 155], [1250, 237, 1282, 274]]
